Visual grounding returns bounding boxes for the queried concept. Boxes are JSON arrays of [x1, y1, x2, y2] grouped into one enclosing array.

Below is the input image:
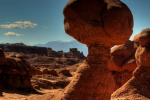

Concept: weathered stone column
[[27, 0, 133, 100], [54, 43, 115, 100], [52, 0, 133, 100]]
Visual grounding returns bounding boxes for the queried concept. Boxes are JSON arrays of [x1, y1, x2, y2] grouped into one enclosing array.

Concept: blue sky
[[0, 0, 149, 45]]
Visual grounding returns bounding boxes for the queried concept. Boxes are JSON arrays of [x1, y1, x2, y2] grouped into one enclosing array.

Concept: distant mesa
[[0, 42, 86, 59], [33, 40, 88, 56]]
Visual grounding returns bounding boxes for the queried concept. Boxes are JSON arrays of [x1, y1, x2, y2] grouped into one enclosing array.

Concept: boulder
[[111, 28, 150, 100], [48, 69, 58, 76], [132, 33, 140, 45], [59, 69, 72, 76], [108, 40, 137, 91], [110, 40, 137, 70]]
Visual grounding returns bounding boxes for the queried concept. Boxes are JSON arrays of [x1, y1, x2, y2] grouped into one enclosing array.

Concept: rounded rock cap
[[63, 0, 133, 46], [139, 28, 150, 47]]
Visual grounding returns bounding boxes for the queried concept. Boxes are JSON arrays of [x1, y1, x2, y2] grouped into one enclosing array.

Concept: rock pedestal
[[53, 44, 115, 100], [52, 0, 133, 99], [27, 0, 133, 100]]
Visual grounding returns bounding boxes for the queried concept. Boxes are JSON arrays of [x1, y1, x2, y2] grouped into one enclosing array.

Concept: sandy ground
[[0, 62, 83, 100], [0, 89, 63, 100]]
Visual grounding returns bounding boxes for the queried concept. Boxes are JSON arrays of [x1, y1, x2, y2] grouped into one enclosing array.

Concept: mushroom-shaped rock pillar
[[51, 0, 133, 100]]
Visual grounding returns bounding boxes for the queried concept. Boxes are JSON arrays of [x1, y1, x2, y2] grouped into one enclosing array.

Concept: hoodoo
[[27, 0, 133, 100], [53, 0, 133, 100]]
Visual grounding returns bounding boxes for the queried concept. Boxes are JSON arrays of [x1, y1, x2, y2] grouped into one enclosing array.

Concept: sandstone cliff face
[[69, 48, 85, 59], [47, 48, 63, 57], [0, 43, 48, 56], [0, 48, 41, 92], [48, 48, 86, 59], [111, 28, 150, 100]]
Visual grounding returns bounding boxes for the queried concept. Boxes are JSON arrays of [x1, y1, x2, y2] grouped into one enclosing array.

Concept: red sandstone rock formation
[[42, 69, 58, 76], [111, 28, 150, 100], [27, 0, 133, 99], [2, 43, 48, 56], [109, 40, 137, 72], [108, 40, 137, 90], [0, 48, 41, 92], [58, 69, 72, 77], [51, 0, 133, 100], [69, 48, 85, 59]]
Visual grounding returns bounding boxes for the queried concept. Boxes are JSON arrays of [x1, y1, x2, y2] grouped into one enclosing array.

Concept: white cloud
[[42, 25, 48, 29], [0, 21, 38, 29], [4, 32, 24, 36]]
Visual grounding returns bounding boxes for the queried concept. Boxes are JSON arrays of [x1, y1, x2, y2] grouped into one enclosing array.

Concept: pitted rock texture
[[111, 28, 150, 100], [0, 48, 41, 92], [27, 0, 133, 100]]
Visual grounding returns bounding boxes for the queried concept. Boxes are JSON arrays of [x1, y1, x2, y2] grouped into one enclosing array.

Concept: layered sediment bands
[[0, 48, 41, 92]]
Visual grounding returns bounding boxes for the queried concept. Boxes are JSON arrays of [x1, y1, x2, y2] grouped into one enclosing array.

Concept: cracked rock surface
[[27, 0, 133, 100]]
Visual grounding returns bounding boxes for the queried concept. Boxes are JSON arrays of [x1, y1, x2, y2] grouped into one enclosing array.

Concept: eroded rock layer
[[27, 0, 133, 99], [0, 48, 41, 92]]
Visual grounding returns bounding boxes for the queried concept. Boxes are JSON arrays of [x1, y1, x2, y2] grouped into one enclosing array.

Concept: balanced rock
[[53, 0, 133, 100], [27, 0, 133, 100]]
